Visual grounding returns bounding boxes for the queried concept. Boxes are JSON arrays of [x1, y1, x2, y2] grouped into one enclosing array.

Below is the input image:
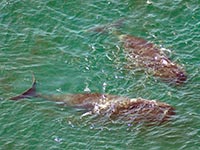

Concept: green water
[[0, 0, 200, 149]]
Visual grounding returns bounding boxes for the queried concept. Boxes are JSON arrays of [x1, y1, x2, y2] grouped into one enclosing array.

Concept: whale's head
[[153, 59, 187, 84], [175, 71, 187, 83]]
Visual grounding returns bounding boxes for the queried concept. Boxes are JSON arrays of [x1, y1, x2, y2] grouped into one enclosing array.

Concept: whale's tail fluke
[[10, 74, 37, 100], [86, 18, 126, 34]]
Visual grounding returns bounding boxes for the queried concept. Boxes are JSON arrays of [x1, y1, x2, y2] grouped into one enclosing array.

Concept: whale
[[88, 20, 187, 84], [119, 34, 187, 84], [10, 76, 175, 125]]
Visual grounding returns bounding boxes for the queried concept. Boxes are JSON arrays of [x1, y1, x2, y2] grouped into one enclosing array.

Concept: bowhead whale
[[88, 20, 187, 84], [10, 76, 175, 125], [119, 34, 187, 84]]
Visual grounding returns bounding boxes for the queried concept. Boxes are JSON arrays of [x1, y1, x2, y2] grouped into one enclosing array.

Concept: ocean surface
[[0, 0, 199, 149]]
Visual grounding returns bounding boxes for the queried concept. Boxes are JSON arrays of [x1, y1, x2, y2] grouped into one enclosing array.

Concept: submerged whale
[[10, 76, 175, 125], [119, 34, 187, 84]]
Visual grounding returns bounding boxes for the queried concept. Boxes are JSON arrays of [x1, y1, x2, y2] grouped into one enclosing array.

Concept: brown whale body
[[120, 35, 187, 84], [10, 77, 175, 125]]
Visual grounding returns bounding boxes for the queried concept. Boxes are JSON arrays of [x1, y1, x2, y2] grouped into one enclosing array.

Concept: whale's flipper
[[10, 75, 37, 100]]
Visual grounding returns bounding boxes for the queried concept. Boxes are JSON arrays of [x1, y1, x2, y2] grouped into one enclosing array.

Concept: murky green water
[[0, 0, 200, 149]]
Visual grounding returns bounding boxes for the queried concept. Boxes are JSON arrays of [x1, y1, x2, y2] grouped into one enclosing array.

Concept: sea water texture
[[0, 0, 200, 150]]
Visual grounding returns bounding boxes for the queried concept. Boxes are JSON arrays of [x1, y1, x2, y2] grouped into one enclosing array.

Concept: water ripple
[[1, 0, 200, 150]]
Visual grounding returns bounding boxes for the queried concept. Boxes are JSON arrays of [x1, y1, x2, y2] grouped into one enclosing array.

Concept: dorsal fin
[[10, 74, 37, 100]]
